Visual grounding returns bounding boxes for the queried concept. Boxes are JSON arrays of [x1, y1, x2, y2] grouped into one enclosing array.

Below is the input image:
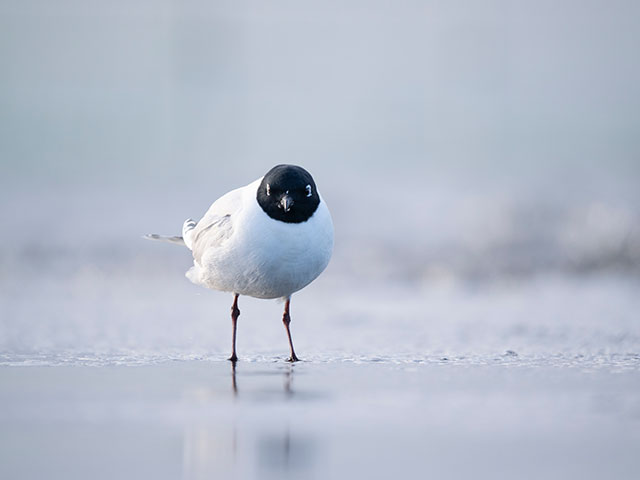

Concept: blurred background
[[1, 0, 639, 362], [2, 2, 640, 479]]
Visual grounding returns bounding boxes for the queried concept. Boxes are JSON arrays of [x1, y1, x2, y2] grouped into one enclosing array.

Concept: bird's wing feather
[[191, 215, 232, 264], [189, 186, 245, 264]]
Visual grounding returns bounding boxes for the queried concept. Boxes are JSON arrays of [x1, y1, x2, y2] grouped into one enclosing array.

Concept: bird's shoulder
[[207, 184, 248, 217]]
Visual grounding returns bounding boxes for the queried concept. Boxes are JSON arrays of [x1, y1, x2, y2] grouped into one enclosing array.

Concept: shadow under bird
[[146, 164, 334, 362]]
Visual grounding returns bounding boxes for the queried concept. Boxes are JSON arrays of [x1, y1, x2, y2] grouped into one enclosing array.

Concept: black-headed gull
[[147, 165, 334, 362]]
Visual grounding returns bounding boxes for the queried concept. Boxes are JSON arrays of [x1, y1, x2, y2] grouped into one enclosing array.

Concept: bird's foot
[[286, 354, 299, 363], [228, 354, 238, 363]]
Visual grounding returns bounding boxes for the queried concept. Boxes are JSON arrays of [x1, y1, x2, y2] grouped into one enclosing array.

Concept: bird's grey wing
[[191, 214, 233, 264]]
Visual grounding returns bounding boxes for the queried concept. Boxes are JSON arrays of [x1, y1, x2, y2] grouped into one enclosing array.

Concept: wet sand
[[1, 358, 639, 480]]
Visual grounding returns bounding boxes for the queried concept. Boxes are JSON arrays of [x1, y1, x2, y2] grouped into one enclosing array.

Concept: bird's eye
[[306, 185, 312, 197], [266, 184, 271, 196]]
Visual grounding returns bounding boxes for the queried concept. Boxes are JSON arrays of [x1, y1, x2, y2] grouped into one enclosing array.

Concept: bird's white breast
[[188, 179, 334, 299]]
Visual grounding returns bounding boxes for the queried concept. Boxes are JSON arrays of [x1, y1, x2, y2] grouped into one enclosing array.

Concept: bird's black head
[[257, 164, 320, 223]]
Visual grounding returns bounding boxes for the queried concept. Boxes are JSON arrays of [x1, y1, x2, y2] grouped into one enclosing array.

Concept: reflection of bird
[[230, 362, 295, 399], [147, 165, 334, 362]]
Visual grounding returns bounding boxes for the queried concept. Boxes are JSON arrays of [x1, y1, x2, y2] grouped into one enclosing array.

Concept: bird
[[146, 164, 334, 362]]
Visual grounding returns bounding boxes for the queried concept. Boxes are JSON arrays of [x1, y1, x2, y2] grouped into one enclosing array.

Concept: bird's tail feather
[[182, 218, 197, 250], [144, 233, 186, 246]]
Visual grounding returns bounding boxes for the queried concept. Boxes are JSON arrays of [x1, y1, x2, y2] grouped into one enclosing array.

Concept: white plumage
[[147, 165, 334, 362], [184, 178, 334, 299]]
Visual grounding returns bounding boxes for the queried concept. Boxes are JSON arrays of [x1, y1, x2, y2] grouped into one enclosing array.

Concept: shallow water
[[1, 360, 639, 480]]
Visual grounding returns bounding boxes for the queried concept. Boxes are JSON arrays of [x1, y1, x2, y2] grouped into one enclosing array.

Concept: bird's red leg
[[228, 294, 240, 362], [282, 298, 299, 362]]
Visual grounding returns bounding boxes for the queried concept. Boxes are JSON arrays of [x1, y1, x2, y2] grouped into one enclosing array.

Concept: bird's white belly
[[188, 200, 333, 299]]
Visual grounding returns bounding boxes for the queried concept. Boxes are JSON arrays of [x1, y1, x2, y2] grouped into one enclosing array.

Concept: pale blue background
[[1, 2, 639, 479]]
